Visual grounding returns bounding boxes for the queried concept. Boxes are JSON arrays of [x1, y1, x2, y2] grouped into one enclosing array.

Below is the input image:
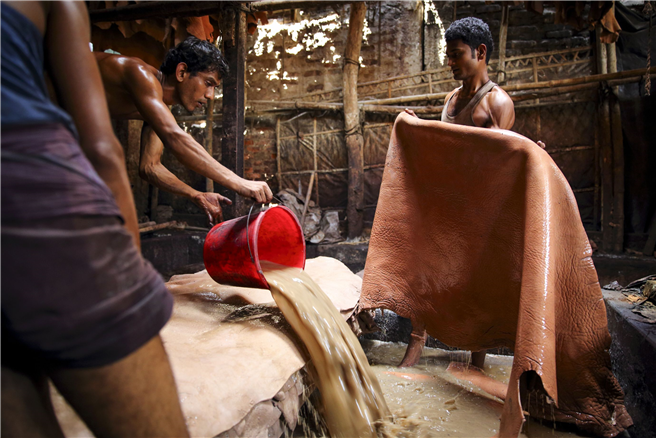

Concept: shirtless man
[[95, 37, 272, 225], [2, 2, 187, 436], [402, 17, 517, 369]]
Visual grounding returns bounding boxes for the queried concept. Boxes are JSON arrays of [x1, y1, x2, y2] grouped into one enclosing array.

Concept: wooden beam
[[596, 25, 614, 253], [249, 0, 351, 12], [497, 4, 509, 84], [343, 2, 367, 239], [608, 39, 625, 253], [250, 72, 653, 117], [89, 0, 377, 23], [90, 1, 223, 23], [221, 5, 247, 219]]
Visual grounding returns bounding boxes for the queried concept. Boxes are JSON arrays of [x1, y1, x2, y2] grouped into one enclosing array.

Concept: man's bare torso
[[445, 86, 513, 129]]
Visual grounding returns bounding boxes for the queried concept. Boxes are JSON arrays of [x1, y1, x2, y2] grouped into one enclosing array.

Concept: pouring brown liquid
[[261, 261, 391, 437]]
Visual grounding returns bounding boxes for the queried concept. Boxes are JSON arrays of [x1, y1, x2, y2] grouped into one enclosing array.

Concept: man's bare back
[[95, 52, 156, 120]]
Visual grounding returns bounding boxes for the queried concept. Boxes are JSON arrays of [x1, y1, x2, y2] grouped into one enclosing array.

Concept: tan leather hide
[[52, 257, 361, 437], [359, 113, 632, 437]]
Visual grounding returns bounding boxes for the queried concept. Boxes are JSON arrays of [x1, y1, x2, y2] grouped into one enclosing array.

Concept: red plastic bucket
[[203, 205, 306, 289]]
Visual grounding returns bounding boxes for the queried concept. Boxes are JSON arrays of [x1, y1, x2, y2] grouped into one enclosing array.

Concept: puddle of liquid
[[262, 261, 390, 438], [363, 340, 581, 438]]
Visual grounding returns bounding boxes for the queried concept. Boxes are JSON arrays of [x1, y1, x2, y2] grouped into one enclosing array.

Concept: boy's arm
[[139, 124, 231, 225]]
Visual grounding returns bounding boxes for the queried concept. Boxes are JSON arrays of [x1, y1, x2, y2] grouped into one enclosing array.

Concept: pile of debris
[[604, 275, 656, 324], [275, 189, 342, 244]]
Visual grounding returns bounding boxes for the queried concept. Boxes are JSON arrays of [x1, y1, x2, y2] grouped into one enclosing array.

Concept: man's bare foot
[[446, 362, 508, 401], [399, 330, 426, 367]]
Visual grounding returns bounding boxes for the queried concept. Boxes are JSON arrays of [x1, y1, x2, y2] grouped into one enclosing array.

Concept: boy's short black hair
[[445, 17, 494, 64], [160, 36, 229, 77]]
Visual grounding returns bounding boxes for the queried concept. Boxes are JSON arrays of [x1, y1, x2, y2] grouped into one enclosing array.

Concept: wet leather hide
[[359, 112, 632, 437]]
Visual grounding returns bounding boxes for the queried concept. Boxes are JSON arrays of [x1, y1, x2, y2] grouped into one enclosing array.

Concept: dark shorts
[[1, 215, 173, 369]]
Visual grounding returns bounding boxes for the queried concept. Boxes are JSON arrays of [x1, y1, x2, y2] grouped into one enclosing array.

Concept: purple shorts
[[1, 215, 173, 369]]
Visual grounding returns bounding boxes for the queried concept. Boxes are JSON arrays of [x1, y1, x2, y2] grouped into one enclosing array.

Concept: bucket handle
[[246, 203, 257, 265], [245, 195, 286, 267]]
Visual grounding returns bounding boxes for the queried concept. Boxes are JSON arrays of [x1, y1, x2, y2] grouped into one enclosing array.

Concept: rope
[[344, 125, 362, 137], [645, 2, 653, 96], [343, 57, 360, 68]]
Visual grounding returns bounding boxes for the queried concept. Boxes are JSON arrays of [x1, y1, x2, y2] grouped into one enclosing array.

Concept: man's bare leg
[[399, 325, 427, 368], [49, 335, 189, 438], [2, 366, 65, 437], [471, 351, 486, 370]]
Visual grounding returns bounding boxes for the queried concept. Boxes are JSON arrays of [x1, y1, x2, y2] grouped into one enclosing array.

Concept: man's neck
[[460, 70, 490, 98], [159, 72, 177, 106]]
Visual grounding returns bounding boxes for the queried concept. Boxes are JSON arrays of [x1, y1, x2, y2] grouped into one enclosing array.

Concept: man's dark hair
[[160, 36, 229, 77], [445, 17, 494, 64]]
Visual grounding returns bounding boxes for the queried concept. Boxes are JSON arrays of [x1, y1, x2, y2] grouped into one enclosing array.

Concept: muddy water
[[262, 262, 391, 437], [363, 340, 580, 438]]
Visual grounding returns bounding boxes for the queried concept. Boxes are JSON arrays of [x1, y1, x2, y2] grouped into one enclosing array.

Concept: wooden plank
[[343, 2, 367, 239], [221, 6, 247, 218]]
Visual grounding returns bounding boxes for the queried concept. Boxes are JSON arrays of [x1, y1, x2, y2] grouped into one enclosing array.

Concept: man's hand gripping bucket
[[203, 205, 306, 289]]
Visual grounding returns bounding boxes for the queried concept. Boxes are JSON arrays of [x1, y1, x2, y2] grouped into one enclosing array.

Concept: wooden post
[[497, 4, 509, 84], [205, 96, 215, 193], [221, 5, 247, 219], [276, 118, 282, 195], [313, 118, 319, 207], [343, 2, 367, 239], [301, 172, 315, 227], [596, 25, 614, 252], [608, 39, 625, 253]]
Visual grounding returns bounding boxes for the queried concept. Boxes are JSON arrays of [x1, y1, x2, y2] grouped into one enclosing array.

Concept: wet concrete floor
[[363, 340, 583, 438]]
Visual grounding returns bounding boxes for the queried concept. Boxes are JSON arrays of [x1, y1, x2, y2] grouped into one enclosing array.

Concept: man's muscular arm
[[484, 88, 515, 130], [140, 124, 231, 225], [45, 2, 141, 247], [124, 66, 273, 203]]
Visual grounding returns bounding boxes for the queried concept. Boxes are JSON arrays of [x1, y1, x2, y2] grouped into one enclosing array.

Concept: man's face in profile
[[177, 69, 221, 113], [446, 39, 484, 81]]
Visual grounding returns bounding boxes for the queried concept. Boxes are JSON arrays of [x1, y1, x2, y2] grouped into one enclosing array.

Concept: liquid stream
[[262, 261, 391, 437]]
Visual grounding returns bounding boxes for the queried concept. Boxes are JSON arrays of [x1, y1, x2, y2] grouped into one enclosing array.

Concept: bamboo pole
[[343, 2, 366, 239], [497, 4, 509, 84], [313, 118, 319, 207], [596, 26, 614, 252], [283, 47, 593, 101], [251, 75, 653, 116], [250, 73, 653, 117], [276, 118, 282, 193], [301, 172, 315, 227], [608, 38, 625, 253]]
